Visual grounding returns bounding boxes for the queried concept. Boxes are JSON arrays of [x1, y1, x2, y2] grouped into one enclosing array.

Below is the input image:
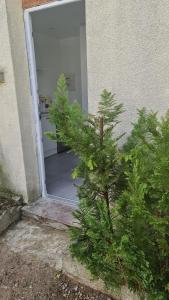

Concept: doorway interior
[[25, 0, 88, 206]]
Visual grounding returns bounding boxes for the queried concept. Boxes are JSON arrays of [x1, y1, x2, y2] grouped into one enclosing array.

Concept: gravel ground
[[0, 242, 114, 300]]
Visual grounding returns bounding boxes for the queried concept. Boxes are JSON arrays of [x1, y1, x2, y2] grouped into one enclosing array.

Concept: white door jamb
[[24, 10, 47, 198], [24, 0, 82, 200]]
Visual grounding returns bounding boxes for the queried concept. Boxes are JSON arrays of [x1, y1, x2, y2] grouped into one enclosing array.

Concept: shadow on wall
[[0, 143, 10, 189]]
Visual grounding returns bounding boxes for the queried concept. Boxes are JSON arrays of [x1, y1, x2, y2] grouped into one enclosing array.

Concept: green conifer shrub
[[47, 75, 169, 300], [121, 109, 169, 299]]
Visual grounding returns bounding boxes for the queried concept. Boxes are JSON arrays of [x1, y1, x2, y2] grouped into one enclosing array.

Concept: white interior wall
[[34, 33, 60, 98], [34, 33, 82, 105], [59, 36, 82, 105]]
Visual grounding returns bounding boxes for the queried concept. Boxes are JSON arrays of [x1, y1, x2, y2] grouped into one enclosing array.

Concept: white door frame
[[24, 0, 82, 201]]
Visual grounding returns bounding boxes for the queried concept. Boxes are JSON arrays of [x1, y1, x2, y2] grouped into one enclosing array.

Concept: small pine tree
[[47, 74, 125, 223]]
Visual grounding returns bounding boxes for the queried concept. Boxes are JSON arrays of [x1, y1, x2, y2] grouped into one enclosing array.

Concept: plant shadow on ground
[[0, 243, 114, 300]]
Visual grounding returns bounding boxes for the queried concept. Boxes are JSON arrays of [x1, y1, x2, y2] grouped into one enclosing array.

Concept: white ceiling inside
[[31, 0, 85, 39]]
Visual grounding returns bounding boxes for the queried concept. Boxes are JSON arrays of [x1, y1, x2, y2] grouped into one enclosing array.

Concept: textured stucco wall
[[86, 0, 169, 136], [0, 0, 40, 201], [1, 0, 169, 202]]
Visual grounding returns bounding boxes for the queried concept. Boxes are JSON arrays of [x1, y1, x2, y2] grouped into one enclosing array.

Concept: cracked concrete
[[2, 220, 68, 271]]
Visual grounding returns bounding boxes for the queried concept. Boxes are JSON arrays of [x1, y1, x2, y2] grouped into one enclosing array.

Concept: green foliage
[[47, 74, 125, 210], [121, 109, 169, 299], [48, 75, 169, 300]]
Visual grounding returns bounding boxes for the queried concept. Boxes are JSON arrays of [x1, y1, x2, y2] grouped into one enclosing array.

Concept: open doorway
[[25, 0, 87, 206]]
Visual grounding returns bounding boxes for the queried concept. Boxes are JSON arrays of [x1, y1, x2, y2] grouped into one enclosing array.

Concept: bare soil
[[0, 242, 114, 300]]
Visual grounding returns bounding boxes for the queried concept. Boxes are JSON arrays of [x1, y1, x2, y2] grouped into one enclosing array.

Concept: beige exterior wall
[[0, 0, 40, 202], [1, 0, 169, 202], [86, 0, 169, 136]]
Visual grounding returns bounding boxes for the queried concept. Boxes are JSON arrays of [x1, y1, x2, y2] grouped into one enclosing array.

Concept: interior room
[[31, 0, 87, 204]]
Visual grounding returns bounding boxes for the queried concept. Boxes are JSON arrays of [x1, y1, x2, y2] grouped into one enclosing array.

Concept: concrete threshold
[[22, 197, 79, 231]]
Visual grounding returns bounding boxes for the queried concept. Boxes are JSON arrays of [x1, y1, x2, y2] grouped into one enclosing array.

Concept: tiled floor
[[45, 151, 81, 203]]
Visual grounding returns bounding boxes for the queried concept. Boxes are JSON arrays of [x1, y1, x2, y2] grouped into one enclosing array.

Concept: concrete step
[[22, 198, 79, 231]]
